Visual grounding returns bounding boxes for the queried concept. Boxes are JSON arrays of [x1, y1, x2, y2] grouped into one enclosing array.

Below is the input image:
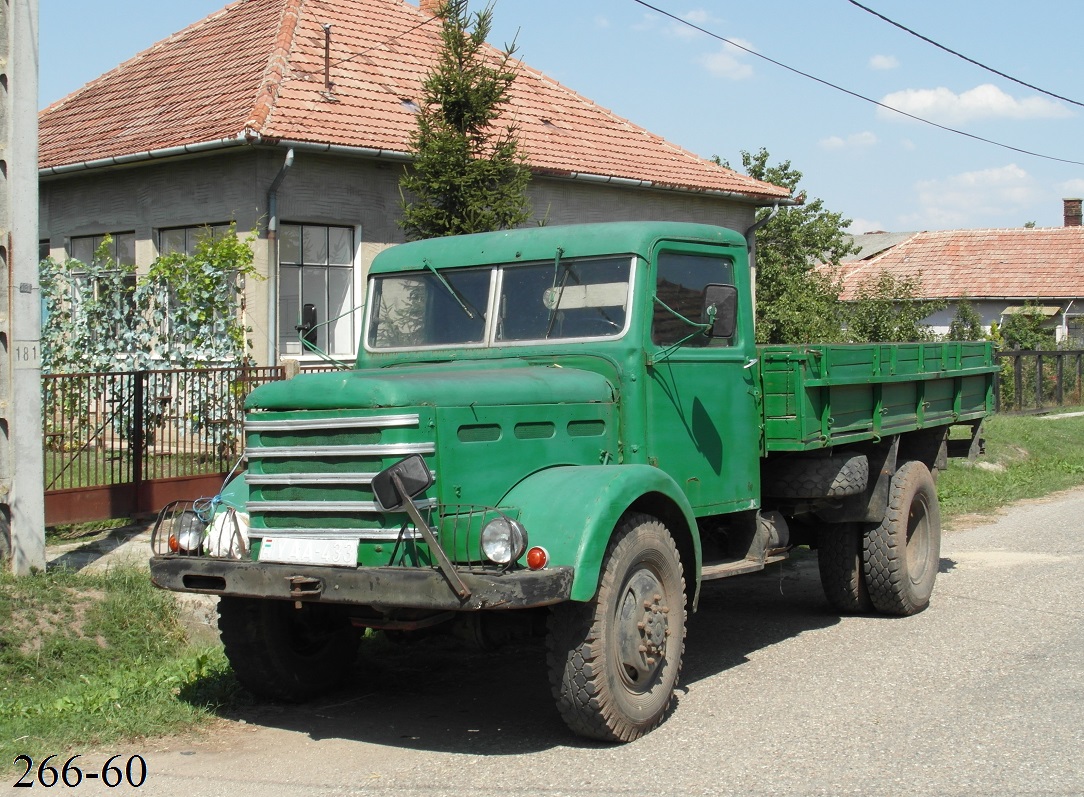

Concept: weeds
[[0, 567, 238, 770], [938, 408, 1084, 521]]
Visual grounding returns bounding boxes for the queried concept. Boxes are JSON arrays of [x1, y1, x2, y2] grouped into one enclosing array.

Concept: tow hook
[[287, 575, 324, 601]]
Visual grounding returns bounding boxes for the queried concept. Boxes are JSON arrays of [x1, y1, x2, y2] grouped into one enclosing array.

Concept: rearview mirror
[[702, 284, 737, 339], [372, 454, 434, 512]]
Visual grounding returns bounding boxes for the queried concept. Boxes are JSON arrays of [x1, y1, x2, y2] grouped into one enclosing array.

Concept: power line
[[630, 0, 1084, 168], [845, 0, 1084, 109]]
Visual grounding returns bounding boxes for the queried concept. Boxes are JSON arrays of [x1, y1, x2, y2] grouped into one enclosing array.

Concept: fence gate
[[42, 367, 283, 526]]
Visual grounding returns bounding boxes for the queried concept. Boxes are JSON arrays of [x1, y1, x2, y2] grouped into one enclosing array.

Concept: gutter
[[38, 136, 414, 179], [266, 147, 295, 364], [37, 135, 251, 178], [534, 168, 795, 207]]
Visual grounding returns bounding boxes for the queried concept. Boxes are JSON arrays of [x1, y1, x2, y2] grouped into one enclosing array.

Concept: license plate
[[257, 537, 358, 567]]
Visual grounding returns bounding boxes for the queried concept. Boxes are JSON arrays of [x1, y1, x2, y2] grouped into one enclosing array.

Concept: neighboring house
[[38, 0, 790, 368], [836, 199, 1084, 345]]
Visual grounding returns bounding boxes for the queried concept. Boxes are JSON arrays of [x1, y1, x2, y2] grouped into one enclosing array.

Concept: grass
[[0, 567, 238, 771], [6, 407, 1084, 769], [45, 450, 229, 492], [938, 407, 1084, 522]]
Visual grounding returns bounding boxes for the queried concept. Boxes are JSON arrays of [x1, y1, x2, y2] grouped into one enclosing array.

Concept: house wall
[[39, 147, 758, 366], [924, 300, 1073, 342]]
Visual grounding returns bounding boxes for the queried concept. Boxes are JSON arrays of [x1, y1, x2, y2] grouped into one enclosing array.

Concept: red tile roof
[[39, 0, 789, 202], [835, 227, 1084, 300]]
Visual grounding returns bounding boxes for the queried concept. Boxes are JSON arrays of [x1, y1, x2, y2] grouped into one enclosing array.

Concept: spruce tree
[[400, 0, 531, 240]]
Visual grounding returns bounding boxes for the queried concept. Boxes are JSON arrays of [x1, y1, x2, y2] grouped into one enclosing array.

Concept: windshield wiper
[[423, 258, 479, 320], [544, 248, 570, 339]]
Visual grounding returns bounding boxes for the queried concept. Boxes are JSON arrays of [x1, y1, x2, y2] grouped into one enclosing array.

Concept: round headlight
[[170, 510, 206, 555], [480, 516, 527, 565]]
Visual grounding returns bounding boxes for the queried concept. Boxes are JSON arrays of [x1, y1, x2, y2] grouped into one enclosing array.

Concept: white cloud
[[848, 218, 887, 235], [877, 84, 1073, 125], [819, 131, 878, 150], [1057, 178, 1084, 197], [594, 15, 611, 29], [869, 54, 899, 70], [674, 8, 713, 38], [901, 164, 1040, 228], [699, 39, 755, 80]]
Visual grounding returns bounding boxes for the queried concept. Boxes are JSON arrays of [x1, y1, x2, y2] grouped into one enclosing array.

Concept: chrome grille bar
[[248, 498, 437, 513], [246, 413, 419, 433], [246, 442, 434, 459], [251, 529, 422, 541]]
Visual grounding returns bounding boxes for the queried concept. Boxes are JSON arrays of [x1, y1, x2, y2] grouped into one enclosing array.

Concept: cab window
[[652, 252, 735, 346]]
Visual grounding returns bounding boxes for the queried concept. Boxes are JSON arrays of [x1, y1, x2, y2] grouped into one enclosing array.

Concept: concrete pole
[[1, 0, 46, 573]]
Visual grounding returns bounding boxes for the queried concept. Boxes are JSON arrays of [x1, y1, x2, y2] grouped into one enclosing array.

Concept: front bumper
[[149, 556, 574, 611]]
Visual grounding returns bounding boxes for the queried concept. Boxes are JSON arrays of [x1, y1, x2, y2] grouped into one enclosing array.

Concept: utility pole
[[1, 0, 46, 573]]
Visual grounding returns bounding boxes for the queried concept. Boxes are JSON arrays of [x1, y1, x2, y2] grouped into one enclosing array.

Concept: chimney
[[1064, 198, 1082, 227], [419, 0, 442, 16]]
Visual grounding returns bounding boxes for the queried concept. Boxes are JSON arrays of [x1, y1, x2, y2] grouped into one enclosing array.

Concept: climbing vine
[[40, 224, 259, 373]]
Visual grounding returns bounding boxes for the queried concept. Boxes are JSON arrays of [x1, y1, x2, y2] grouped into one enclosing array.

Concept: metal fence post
[[132, 371, 145, 516]]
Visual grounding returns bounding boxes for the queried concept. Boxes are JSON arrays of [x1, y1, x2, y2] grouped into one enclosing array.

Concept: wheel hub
[[616, 570, 670, 687]]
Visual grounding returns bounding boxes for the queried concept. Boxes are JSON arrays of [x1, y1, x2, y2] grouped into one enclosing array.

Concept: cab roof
[[370, 222, 748, 274]]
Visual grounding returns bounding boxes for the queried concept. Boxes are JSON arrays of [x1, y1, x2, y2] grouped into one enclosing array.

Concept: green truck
[[150, 221, 996, 742]]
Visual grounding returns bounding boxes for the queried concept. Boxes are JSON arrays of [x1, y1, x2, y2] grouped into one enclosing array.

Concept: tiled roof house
[[39, 0, 791, 365], [836, 200, 1084, 345]]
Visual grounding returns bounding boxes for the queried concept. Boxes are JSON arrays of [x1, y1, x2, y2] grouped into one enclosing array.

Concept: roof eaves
[[38, 135, 251, 179], [532, 167, 796, 206]]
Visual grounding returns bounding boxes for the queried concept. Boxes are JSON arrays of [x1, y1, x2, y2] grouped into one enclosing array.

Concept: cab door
[[644, 245, 761, 515]]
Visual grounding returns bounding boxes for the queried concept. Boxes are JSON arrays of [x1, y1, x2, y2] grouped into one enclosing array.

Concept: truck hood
[[246, 360, 615, 411]]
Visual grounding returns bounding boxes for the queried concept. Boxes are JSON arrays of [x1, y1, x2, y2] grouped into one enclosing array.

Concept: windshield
[[366, 256, 633, 351]]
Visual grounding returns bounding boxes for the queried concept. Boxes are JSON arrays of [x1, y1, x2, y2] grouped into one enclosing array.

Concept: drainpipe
[[266, 148, 295, 365], [1062, 300, 1075, 346], [744, 203, 780, 319]]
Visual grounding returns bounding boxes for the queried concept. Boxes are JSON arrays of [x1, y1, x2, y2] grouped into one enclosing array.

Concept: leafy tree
[[399, 0, 530, 239], [997, 303, 1056, 350], [846, 271, 943, 342], [946, 298, 986, 341], [719, 149, 856, 343]]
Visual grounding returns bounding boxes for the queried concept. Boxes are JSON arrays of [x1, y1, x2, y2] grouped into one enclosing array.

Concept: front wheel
[[863, 461, 942, 616], [546, 513, 687, 742], [217, 598, 360, 701]]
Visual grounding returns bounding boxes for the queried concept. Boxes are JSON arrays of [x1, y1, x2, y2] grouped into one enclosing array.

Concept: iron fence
[[43, 365, 284, 524], [994, 350, 1084, 413]]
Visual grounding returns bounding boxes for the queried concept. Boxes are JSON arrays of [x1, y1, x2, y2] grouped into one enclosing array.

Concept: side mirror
[[702, 284, 738, 338], [372, 454, 434, 512]]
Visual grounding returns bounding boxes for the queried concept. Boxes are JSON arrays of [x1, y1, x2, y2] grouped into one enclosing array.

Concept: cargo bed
[[760, 341, 997, 452]]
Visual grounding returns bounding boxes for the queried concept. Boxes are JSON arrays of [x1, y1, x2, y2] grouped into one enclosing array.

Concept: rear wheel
[[547, 513, 686, 742], [863, 461, 941, 616], [218, 598, 360, 701], [817, 522, 873, 613]]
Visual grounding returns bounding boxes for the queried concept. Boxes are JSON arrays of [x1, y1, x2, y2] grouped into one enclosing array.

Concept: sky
[[39, 0, 1084, 234]]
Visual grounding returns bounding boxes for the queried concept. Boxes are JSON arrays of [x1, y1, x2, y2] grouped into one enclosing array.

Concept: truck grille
[[243, 411, 435, 542]]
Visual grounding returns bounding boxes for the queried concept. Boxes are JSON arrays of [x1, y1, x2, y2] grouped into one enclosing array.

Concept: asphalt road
[[61, 489, 1084, 797]]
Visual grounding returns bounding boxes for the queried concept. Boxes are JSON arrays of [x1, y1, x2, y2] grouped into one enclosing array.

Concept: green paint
[[224, 222, 994, 605]]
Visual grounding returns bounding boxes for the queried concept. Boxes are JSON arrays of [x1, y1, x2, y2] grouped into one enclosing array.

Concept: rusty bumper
[[149, 556, 574, 611]]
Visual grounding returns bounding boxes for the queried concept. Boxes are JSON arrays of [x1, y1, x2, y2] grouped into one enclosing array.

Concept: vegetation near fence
[[995, 350, 1084, 413]]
